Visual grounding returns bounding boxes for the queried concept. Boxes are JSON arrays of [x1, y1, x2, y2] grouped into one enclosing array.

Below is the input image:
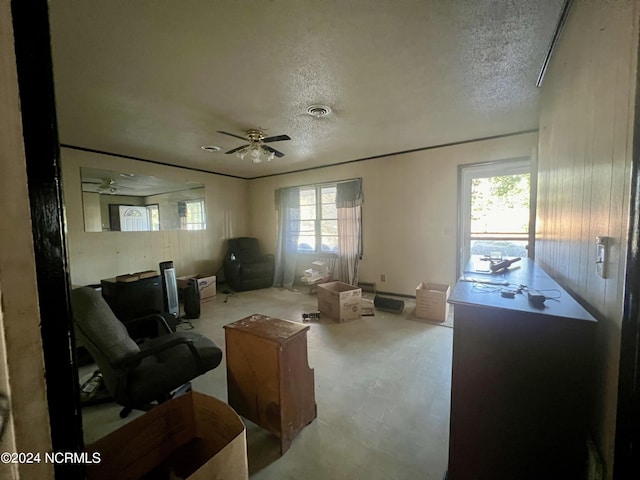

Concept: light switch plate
[[595, 236, 608, 278]]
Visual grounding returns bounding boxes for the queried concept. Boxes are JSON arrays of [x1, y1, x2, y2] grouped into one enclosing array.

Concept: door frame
[[11, 1, 84, 478], [614, 25, 640, 477], [457, 157, 535, 276]]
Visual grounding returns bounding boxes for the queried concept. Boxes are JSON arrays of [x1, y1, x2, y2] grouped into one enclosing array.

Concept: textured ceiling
[[49, 0, 565, 179]]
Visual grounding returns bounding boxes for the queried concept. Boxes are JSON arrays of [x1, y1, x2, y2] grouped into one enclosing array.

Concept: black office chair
[[70, 287, 222, 418], [223, 237, 275, 291]]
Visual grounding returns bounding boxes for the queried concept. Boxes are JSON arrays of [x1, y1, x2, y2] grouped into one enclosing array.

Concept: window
[[297, 185, 339, 253], [274, 178, 363, 288], [459, 158, 533, 274], [178, 199, 206, 230], [147, 204, 159, 231]]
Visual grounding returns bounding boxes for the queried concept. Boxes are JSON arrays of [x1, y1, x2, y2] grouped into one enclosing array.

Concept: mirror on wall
[[80, 168, 206, 232]]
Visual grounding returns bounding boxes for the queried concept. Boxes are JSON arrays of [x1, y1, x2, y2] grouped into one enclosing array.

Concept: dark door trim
[[614, 15, 640, 479], [11, 1, 85, 478]]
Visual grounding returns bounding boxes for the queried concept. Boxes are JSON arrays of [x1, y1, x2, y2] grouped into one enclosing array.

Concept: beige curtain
[[336, 179, 363, 285], [273, 186, 301, 289]]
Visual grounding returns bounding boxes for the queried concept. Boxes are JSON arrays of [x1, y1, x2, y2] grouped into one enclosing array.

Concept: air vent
[[201, 145, 221, 153], [306, 105, 332, 117]]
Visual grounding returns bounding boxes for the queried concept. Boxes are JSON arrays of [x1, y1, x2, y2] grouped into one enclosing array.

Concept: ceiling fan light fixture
[[220, 128, 289, 164], [250, 145, 261, 159], [97, 185, 117, 195]]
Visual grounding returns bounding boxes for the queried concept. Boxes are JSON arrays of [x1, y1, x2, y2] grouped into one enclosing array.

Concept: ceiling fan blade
[[262, 134, 291, 143], [217, 130, 249, 141], [225, 144, 249, 154], [262, 145, 285, 158]]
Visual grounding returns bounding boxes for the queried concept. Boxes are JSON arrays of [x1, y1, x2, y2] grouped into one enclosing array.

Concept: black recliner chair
[[223, 237, 275, 291], [71, 287, 223, 418]]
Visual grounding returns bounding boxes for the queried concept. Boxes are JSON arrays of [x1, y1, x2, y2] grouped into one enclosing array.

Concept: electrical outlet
[[380, 274, 386, 282]]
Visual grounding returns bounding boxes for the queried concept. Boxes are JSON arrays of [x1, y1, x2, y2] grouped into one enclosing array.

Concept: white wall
[[61, 147, 250, 286], [249, 132, 538, 295], [536, 1, 638, 478]]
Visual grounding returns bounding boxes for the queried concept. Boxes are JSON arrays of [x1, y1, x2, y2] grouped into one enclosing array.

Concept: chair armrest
[[122, 313, 173, 335], [112, 336, 204, 370]]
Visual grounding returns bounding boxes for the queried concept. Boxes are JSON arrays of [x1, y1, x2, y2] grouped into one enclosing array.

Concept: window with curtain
[[335, 179, 363, 285], [274, 179, 363, 288], [297, 185, 338, 253]]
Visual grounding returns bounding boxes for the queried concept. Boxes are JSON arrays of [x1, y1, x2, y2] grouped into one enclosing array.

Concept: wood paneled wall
[[536, 2, 638, 477]]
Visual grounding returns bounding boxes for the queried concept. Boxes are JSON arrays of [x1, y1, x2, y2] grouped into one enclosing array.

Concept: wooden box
[[224, 314, 316, 454]]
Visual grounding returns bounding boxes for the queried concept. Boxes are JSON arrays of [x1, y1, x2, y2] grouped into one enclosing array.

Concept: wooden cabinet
[[224, 314, 317, 454], [447, 258, 597, 479]]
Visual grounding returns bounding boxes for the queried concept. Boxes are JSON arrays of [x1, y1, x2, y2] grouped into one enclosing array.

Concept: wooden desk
[[447, 258, 597, 479], [224, 314, 317, 454]]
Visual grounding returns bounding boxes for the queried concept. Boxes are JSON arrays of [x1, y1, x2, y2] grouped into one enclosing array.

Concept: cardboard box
[[178, 275, 216, 301], [86, 391, 248, 480], [317, 281, 362, 322], [415, 282, 450, 322], [115, 270, 158, 283]]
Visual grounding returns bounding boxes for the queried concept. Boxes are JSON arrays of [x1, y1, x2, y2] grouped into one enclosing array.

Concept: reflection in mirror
[[80, 168, 206, 232]]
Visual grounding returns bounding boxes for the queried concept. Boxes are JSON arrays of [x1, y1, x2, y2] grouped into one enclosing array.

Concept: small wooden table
[[224, 314, 317, 454]]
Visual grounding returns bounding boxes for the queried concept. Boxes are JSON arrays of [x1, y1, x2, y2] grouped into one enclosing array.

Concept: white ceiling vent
[[201, 145, 221, 153], [306, 105, 332, 117]]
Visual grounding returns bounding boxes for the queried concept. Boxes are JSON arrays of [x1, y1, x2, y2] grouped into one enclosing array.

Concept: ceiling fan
[[217, 128, 291, 163], [82, 178, 119, 194]]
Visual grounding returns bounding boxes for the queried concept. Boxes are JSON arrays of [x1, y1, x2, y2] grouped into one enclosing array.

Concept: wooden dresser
[[224, 314, 317, 454], [447, 258, 597, 479]]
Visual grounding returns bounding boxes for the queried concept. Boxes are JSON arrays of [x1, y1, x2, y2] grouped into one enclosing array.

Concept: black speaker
[[183, 278, 201, 319], [374, 295, 405, 313]]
